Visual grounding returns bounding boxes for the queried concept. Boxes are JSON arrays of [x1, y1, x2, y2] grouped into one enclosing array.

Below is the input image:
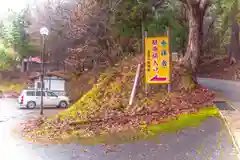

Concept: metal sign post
[[144, 31, 149, 95], [167, 26, 172, 93], [39, 27, 49, 116]]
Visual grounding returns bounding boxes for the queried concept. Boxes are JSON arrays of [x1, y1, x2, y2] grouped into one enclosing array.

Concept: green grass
[[145, 106, 219, 134], [63, 106, 220, 145]]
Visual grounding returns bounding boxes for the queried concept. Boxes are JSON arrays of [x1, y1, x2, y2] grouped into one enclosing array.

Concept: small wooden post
[[167, 26, 172, 93], [129, 64, 141, 105]]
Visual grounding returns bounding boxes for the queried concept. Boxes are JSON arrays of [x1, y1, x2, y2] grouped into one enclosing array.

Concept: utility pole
[[40, 27, 49, 115], [40, 35, 45, 115]]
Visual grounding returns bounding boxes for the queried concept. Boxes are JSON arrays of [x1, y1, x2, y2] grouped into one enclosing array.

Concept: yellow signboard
[[236, 12, 240, 24], [145, 37, 170, 84]]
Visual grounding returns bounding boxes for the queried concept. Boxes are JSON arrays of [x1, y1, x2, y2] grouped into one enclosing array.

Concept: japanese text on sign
[[145, 37, 170, 84]]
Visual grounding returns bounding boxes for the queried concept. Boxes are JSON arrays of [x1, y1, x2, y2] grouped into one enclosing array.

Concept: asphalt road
[[198, 78, 240, 109], [0, 98, 238, 160]]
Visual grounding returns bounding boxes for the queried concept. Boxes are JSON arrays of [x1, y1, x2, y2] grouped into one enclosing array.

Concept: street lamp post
[[40, 27, 49, 115]]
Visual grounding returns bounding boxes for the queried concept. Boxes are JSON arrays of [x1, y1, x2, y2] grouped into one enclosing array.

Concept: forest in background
[[0, 0, 239, 99], [10, 0, 240, 142]]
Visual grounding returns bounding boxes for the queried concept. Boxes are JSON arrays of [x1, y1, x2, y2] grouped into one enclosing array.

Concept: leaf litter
[[21, 55, 216, 144]]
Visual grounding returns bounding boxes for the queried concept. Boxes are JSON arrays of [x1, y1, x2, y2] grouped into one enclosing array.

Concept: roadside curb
[[218, 110, 240, 159]]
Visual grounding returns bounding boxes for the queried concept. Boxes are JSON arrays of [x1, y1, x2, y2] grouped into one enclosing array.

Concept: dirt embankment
[[22, 55, 216, 143], [0, 70, 27, 96], [198, 56, 240, 81]]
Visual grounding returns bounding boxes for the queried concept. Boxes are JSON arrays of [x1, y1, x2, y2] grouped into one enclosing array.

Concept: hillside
[[0, 70, 27, 95], [198, 56, 240, 81], [22, 55, 216, 143]]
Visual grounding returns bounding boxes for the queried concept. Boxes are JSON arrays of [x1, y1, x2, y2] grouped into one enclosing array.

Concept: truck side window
[[26, 91, 35, 96], [36, 91, 45, 96]]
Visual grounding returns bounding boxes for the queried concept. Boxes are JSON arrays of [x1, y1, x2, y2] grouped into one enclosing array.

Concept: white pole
[[129, 64, 141, 106]]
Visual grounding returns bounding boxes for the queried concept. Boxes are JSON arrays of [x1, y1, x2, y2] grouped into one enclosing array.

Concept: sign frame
[[145, 36, 170, 84], [236, 12, 240, 24]]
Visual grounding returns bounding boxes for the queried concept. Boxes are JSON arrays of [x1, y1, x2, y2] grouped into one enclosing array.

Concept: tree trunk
[[181, 7, 203, 90], [199, 13, 204, 57]]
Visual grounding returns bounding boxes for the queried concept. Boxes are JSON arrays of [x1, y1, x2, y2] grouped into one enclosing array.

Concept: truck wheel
[[27, 101, 36, 109], [58, 101, 67, 108]]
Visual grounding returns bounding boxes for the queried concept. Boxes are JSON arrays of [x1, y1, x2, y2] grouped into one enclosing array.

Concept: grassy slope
[[0, 70, 27, 94], [198, 56, 240, 81], [54, 55, 144, 122], [23, 55, 217, 143], [0, 83, 25, 93]]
